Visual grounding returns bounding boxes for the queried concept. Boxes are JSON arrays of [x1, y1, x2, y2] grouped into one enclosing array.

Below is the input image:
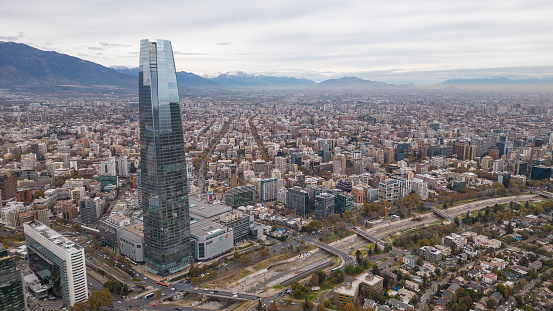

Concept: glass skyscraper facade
[[0, 245, 26, 311], [139, 39, 191, 275]]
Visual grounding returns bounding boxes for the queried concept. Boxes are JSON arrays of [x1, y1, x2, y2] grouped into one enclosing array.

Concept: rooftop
[[190, 219, 227, 238], [189, 196, 232, 219], [24, 220, 82, 254]]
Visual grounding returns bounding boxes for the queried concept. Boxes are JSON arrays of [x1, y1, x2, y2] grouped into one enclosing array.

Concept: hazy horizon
[[2, 0, 553, 84]]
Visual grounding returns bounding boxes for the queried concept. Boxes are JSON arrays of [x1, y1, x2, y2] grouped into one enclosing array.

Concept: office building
[[190, 219, 234, 261], [79, 197, 98, 225], [308, 184, 325, 213], [314, 192, 335, 220], [286, 186, 309, 217], [530, 165, 551, 180], [378, 179, 401, 202], [24, 221, 88, 307], [226, 185, 256, 207], [334, 191, 354, 214], [0, 245, 26, 311], [139, 39, 191, 275]]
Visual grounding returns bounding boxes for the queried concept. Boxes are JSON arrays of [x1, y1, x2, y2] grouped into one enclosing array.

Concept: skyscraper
[[139, 39, 191, 275], [0, 245, 26, 311]]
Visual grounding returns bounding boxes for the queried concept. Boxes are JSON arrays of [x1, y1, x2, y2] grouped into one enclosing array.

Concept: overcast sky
[[2, 0, 552, 84]]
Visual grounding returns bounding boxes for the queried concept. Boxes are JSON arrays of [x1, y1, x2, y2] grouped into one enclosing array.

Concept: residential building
[[419, 246, 442, 263]]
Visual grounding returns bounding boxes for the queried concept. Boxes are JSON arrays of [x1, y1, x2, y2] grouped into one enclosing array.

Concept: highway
[[365, 194, 539, 239]]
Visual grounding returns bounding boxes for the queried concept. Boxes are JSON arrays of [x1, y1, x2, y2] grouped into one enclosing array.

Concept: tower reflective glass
[[139, 39, 191, 275]]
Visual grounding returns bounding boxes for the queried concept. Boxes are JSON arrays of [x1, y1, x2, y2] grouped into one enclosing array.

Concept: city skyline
[[139, 39, 191, 275], [1, 0, 553, 84]]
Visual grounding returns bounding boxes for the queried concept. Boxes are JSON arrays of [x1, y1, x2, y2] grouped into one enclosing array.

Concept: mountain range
[[1, 41, 551, 92]]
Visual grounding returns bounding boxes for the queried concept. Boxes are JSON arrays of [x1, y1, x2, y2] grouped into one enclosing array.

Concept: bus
[[144, 293, 154, 299], [156, 281, 170, 287], [331, 268, 339, 273]]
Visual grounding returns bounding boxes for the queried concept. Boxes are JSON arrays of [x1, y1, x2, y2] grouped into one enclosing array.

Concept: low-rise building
[[190, 219, 234, 261]]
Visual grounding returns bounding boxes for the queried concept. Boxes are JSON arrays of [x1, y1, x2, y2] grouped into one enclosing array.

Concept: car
[[210, 291, 214, 294], [232, 294, 238, 298], [144, 277, 147, 280], [232, 292, 237, 295], [175, 308, 182, 310]]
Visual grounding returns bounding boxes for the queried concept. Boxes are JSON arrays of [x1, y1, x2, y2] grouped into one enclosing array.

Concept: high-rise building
[[333, 190, 354, 214], [314, 192, 335, 220], [286, 186, 309, 217], [259, 178, 278, 202], [101, 157, 116, 175], [24, 221, 88, 307], [117, 156, 129, 177], [0, 245, 26, 311], [139, 39, 191, 275], [0, 171, 17, 206]]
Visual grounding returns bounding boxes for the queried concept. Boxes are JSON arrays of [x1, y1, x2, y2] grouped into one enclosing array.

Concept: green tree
[[155, 289, 162, 301], [355, 250, 362, 264], [256, 300, 267, 311], [302, 294, 313, 311]]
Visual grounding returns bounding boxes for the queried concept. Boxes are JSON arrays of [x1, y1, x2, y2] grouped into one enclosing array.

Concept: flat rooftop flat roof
[[189, 196, 232, 219], [190, 219, 226, 238], [24, 221, 82, 254]]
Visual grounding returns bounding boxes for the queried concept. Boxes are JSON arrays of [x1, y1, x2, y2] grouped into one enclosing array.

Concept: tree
[[70, 302, 87, 311], [268, 301, 279, 311], [310, 274, 320, 286], [155, 289, 162, 301], [260, 247, 270, 257], [87, 288, 114, 311], [344, 303, 356, 311], [372, 265, 380, 276], [256, 300, 267, 311], [416, 256, 424, 266], [486, 298, 496, 309], [302, 294, 313, 311], [355, 250, 362, 264], [104, 280, 121, 294], [317, 303, 326, 311]]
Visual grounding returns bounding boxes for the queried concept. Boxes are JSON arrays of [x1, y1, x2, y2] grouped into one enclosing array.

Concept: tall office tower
[[139, 39, 191, 275], [0, 245, 26, 311], [24, 221, 88, 307]]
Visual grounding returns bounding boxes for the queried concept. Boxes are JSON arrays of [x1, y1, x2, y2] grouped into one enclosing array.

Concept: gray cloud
[[173, 51, 210, 55], [2, 0, 552, 84], [99, 42, 131, 48]]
